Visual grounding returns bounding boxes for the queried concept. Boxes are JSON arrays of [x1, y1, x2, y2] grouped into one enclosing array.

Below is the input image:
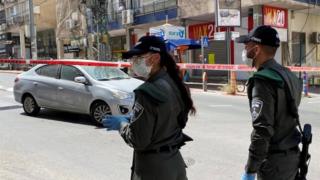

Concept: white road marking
[[0, 86, 13, 92], [307, 101, 320, 104], [209, 105, 233, 107]]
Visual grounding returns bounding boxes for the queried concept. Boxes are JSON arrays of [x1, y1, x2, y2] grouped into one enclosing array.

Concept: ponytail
[[160, 53, 196, 115]]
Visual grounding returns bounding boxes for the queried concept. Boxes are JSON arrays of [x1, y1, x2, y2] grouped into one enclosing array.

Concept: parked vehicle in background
[[13, 63, 143, 124]]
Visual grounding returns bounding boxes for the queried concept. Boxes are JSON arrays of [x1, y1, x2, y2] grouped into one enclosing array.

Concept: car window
[[60, 65, 84, 81], [35, 65, 59, 78], [81, 66, 129, 81]]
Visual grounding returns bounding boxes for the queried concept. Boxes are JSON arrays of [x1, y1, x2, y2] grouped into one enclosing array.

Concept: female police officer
[[103, 35, 196, 180]]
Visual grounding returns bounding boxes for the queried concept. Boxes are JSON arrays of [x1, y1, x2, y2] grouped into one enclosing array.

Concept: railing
[[134, 0, 177, 15], [294, 0, 320, 6]]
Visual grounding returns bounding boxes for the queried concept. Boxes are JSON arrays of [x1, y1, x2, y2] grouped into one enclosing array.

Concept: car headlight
[[111, 90, 133, 100]]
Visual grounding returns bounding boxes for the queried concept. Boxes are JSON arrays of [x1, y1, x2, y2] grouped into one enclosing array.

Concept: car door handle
[[58, 87, 63, 90], [33, 82, 38, 86]]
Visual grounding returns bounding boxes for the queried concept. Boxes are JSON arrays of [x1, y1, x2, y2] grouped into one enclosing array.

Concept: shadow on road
[[20, 109, 104, 128]]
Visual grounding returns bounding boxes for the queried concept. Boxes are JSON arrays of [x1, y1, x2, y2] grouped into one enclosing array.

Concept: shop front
[[188, 22, 229, 80]]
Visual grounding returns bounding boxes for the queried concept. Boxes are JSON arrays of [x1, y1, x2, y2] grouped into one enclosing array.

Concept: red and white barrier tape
[[1, 58, 320, 72]]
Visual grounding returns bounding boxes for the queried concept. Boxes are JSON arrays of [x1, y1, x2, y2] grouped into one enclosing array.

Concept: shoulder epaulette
[[253, 68, 284, 87], [134, 82, 168, 103]]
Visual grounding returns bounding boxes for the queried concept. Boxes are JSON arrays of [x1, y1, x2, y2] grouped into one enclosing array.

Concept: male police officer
[[236, 26, 302, 180]]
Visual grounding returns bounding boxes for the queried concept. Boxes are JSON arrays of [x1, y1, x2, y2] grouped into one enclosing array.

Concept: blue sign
[[203, 36, 209, 48]]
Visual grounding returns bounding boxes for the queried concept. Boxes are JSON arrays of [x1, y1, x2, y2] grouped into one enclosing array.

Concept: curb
[[190, 88, 247, 96], [0, 70, 24, 74]]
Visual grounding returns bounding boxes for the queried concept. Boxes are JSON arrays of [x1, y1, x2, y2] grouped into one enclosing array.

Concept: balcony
[[133, 0, 178, 25], [134, 0, 177, 15], [294, 0, 320, 6]]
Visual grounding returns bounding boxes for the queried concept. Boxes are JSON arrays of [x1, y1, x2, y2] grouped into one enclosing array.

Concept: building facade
[[1, 0, 319, 79], [99, 0, 320, 79], [0, 0, 57, 60]]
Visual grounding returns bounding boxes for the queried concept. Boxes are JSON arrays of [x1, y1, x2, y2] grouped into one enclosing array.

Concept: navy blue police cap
[[236, 25, 280, 47], [122, 36, 167, 59]]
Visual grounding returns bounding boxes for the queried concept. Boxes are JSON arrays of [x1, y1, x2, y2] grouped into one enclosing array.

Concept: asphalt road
[[0, 72, 319, 180]]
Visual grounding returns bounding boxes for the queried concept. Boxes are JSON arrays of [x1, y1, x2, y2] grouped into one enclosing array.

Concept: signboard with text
[[263, 5, 288, 28], [188, 22, 215, 40], [150, 24, 185, 40], [215, 0, 241, 27]]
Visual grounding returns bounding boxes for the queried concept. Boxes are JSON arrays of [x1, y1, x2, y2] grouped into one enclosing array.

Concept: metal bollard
[[202, 71, 207, 92], [229, 71, 236, 95]]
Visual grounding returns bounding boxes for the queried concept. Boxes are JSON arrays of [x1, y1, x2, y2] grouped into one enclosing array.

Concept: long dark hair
[[160, 52, 196, 115]]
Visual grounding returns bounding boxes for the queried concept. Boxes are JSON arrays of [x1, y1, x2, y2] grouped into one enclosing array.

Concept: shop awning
[[165, 39, 201, 51]]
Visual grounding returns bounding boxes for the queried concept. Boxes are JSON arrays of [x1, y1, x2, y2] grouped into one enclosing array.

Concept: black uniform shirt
[[119, 69, 186, 151], [245, 59, 301, 173]]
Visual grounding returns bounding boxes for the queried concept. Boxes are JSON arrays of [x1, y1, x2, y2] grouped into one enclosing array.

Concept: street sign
[[203, 36, 209, 47], [231, 31, 240, 40], [214, 32, 226, 40]]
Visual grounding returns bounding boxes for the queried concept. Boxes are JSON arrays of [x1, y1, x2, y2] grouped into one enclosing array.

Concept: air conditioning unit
[[7, 19, 14, 25], [1, 24, 6, 31], [122, 10, 133, 25], [311, 32, 320, 44], [65, 19, 76, 29], [71, 12, 79, 21]]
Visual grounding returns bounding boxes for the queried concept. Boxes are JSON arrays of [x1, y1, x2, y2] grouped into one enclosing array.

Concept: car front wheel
[[23, 95, 40, 116], [91, 101, 111, 124]]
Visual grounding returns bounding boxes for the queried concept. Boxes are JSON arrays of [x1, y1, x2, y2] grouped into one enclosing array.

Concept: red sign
[[263, 5, 288, 28], [188, 22, 215, 40]]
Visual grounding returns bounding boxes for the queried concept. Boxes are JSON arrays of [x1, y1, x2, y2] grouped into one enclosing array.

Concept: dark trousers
[[258, 150, 300, 180], [131, 150, 187, 180]]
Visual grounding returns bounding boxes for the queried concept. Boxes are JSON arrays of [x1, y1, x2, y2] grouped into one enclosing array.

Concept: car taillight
[[14, 77, 19, 83]]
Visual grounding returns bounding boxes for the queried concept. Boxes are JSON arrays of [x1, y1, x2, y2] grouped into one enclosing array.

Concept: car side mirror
[[74, 76, 87, 84]]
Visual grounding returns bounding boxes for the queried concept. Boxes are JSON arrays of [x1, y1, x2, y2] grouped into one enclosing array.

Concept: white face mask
[[242, 49, 253, 67], [132, 58, 152, 79], [242, 46, 257, 67]]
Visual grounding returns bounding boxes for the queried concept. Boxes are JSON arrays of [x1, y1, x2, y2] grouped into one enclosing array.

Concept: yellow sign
[[208, 53, 215, 64]]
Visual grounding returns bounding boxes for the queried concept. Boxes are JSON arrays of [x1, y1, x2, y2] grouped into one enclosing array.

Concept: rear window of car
[[35, 65, 59, 78]]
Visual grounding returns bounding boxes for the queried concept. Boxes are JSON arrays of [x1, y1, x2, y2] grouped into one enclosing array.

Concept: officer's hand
[[102, 115, 130, 131], [241, 173, 255, 180]]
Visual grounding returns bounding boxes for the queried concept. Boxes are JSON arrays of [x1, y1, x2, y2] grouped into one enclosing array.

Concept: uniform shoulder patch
[[131, 102, 144, 123], [251, 99, 263, 121]]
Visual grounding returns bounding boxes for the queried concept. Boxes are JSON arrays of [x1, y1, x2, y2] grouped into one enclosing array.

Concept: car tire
[[90, 101, 111, 124], [23, 95, 40, 116]]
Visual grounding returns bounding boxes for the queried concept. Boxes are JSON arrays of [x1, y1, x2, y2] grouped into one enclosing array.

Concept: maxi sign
[[150, 24, 185, 40], [263, 5, 288, 28], [188, 22, 215, 40]]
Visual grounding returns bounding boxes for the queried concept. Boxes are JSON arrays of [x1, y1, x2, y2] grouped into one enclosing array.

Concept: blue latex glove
[[102, 115, 130, 131], [241, 173, 255, 180]]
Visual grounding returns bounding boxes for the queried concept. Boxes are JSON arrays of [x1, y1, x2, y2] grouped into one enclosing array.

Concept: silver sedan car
[[13, 64, 143, 124]]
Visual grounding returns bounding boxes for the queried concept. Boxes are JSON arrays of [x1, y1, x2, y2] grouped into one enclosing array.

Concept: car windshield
[[81, 66, 130, 81]]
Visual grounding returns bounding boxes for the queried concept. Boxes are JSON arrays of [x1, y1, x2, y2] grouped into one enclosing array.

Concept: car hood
[[97, 78, 144, 92]]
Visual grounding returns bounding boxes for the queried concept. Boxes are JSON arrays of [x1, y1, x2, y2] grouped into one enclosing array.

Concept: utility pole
[[28, 0, 37, 59], [226, 27, 231, 84]]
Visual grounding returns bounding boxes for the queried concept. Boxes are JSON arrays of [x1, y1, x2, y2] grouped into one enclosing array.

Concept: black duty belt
[[138, 144, 180, 154], [269, 146, 300, 155]]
